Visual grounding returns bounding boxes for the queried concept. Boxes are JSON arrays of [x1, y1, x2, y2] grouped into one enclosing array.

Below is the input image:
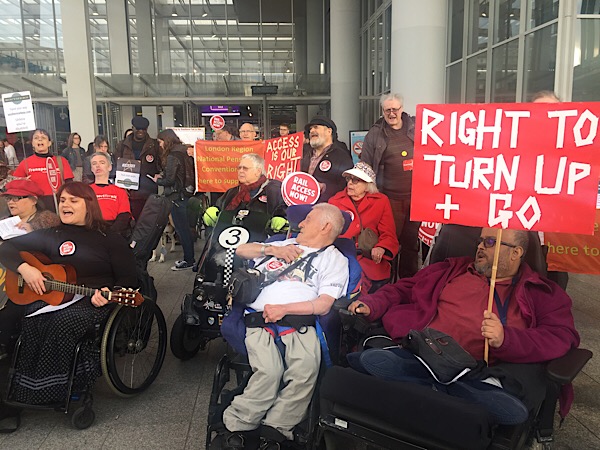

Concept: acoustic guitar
[[6, 251, 143, 308]]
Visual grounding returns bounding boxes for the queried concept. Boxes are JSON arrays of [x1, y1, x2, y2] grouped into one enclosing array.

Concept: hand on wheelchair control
[[18, 262, 47, 295], [91, 288, 110, 308], [481, 310, 505, 348], [348, 300, 370, 316]]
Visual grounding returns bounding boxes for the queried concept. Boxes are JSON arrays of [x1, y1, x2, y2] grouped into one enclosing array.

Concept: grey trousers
[[222, 327, 321, 440]]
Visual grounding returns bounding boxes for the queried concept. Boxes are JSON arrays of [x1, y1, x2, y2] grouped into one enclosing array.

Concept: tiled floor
[[1, 242, 599, 449]]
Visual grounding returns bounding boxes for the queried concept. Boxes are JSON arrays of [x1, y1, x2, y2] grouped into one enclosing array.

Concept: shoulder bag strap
[[350, 198, 364, 232], [261, 245, 331, 289]]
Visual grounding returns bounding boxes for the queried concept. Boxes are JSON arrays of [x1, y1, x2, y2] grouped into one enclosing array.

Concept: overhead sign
[[1, 91, 36, 133], [251, 85, 278, 96], [411, 102, 600, 235], [209, 115, 225, 130], [281, 172, 320, 206]]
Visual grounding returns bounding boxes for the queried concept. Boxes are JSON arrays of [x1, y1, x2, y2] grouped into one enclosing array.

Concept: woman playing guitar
[[0, 182, 137, 407]]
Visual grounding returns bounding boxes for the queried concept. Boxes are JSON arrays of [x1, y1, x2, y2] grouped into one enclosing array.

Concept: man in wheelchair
[[347, 227, 579, 425], [221, 203, 349, 449]]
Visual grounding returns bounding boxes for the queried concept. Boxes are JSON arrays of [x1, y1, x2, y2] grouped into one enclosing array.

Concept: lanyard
[[491, 277, 519, 326]]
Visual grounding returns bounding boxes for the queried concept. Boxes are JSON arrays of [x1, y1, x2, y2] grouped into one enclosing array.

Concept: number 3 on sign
[[218, 227, 250, 249]]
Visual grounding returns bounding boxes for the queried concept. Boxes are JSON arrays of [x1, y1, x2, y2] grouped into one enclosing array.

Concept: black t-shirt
[[132, 139, 145, 160]]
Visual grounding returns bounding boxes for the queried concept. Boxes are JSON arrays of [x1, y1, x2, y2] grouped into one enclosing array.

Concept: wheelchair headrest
[[286, 204, 352, 235]]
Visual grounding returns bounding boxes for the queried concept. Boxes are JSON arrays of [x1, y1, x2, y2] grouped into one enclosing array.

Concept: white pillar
[[296, 106, 308, 134], [162, 106, 175, 129], [60, 0, 97, 144], [156, 17, 172, 75], [107, 0, 131, 74], [391, 1, 446, 115], [135, 0, 155, 74], [330, 0, 360, 146], [121, 106, 135, 135], [142, 106, 158, 137]]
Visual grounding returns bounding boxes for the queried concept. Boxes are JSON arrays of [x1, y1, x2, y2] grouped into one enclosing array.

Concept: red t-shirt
[[428, 265, 527, 363], [90, 183, 131, 221], [13, 154, 74, 196]]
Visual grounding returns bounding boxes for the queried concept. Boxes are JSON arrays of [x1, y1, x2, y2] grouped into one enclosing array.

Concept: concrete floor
[[1, 241, 599, 449]]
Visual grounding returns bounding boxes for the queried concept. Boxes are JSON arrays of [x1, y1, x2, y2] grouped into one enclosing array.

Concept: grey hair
[[380, 93, 404, 109], [313, 203, 345, 239], [366, 182, 379, 194], [511, 229, 530, 256], [90, 152, 112, 166], [241, 153, 265, 176], [531, 91, 560, 102]]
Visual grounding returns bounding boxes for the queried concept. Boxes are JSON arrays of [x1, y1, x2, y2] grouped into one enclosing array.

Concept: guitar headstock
[[110, 288, 144, 307]]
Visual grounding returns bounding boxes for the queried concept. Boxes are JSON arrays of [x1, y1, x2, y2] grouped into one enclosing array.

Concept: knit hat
[[131, 116, 150, 130], [342, 161, 377, 184]]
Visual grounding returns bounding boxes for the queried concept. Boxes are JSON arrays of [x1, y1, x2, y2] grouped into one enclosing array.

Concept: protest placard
[[1, 91, 36, 133], [281, 172, 320, 205], [263, 132, 303, 181], [195, 140, 263, 192], [115, 158, 141, 190], [411, 102, 600, 235]]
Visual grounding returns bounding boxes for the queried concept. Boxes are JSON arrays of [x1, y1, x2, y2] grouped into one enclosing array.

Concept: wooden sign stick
[[484, 228, 502, 364]]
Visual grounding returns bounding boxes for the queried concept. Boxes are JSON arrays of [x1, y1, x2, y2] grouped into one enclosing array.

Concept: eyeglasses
[[383, 107, 401, 115], [344, 176, 364, 184], [477, 237, 518, 249], [5, 195, 28, 202]]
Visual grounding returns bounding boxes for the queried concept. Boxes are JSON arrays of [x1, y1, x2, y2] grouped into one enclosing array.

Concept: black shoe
[[222, 431, 245, 450], [258, 438, 281, 450], [446, 381, 529, 425], [259, 425, 286, 450]]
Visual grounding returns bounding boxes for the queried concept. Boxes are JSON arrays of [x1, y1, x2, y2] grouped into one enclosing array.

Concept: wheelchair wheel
[[170, 314, 203, 360], [71, 405, 95, 429], [100, 300, 167, 397]]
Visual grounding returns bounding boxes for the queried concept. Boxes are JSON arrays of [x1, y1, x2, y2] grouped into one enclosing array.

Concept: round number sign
[[218, 226, 250, 249]]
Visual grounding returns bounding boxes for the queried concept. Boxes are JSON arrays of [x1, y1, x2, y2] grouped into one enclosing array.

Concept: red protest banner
[[411, 102, 600, 235], [281, 172, 320, 205], [195, 140, 264, 192], [263, 132, 303, 181]]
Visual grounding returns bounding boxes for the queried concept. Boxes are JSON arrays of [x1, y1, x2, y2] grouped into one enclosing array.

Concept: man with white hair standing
[[361, 93, 419, 279], [239, 123, 258, 141], [221, 203, 349, 449]]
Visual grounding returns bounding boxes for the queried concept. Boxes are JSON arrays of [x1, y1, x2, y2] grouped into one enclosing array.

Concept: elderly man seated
[[347, 227, 579, 425], [222, 203, 349, 449]]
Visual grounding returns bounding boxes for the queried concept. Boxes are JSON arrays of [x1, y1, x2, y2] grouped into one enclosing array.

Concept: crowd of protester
[[0, 92, 584, 447]]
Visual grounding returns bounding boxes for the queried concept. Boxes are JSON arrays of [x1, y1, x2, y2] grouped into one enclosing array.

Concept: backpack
[[172, 149, 196, 197]]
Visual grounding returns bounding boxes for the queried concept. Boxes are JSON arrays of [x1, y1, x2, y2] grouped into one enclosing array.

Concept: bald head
[[239, 123, 257, 141]]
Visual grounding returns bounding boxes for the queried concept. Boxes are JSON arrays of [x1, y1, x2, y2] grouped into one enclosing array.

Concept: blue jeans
[[171, 196, 195, 264]]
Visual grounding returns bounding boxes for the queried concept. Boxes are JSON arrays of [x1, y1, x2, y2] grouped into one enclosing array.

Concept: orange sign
[[545, 209, 600, 274], [263, 132, 303, 181], [195, 140, 264, 192]]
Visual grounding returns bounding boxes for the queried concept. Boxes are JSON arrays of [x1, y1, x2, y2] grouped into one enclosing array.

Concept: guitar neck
[[44, 279, 108, 299]]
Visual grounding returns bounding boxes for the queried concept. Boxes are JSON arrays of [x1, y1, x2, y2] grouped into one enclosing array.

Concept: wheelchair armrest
[[546, 348, 592, 385], [333, 297, 352, 311]]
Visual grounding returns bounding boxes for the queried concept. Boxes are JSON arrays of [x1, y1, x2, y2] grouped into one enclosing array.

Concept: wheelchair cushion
[[320, 366, 493, 450]]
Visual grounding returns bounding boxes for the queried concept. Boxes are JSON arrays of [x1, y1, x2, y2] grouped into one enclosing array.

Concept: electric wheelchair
[[316, 228, 593, 450], [204, 205, 362, 449], [170, 208, 274, 360]]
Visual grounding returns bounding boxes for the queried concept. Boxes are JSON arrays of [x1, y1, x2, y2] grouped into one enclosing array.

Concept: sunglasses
[[344, 176, 364, 184], [477, 237, 518, 249], [5, 195, 28, 202]]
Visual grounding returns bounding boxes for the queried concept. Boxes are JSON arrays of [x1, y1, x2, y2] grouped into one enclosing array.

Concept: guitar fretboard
[[44, 280, 109, 299]]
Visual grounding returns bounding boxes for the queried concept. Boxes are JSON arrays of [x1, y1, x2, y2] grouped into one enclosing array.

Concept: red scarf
[[226, 175, 267, 210]]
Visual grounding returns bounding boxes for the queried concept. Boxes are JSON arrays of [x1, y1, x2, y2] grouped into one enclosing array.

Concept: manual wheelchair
[[316, 228, 593, 450]]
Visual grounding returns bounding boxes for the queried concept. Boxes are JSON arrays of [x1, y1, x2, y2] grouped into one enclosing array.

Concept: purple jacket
[[361, 257, 580, 415]]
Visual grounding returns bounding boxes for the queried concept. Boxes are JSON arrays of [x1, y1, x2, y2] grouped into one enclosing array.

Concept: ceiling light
[[202, 8, 208, 17], [33, 27, 39, 37], [171, 6, 178, 17]]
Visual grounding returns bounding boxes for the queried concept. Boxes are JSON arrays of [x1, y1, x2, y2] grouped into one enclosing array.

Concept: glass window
[[492, 40, 518, 102], [369, 22, 376, 95], [376, 15, 384, 94], [523, 23, 557, 100], [449, 0, 465, 63], [573, 18, 600, 101], [579, 0, 600, 14], [466, 52, 487, 102], [526, 0, 558, 30], [384, 6, 391, 92], [447, 62, 463, 103], [495, 0, 521, 43], [468, 0, 489, 54]]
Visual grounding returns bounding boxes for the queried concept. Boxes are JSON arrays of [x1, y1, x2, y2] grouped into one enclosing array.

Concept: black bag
[[229, 268, 265, 305], [129, 194, 172, 263], [403, 328, 477, 384]]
